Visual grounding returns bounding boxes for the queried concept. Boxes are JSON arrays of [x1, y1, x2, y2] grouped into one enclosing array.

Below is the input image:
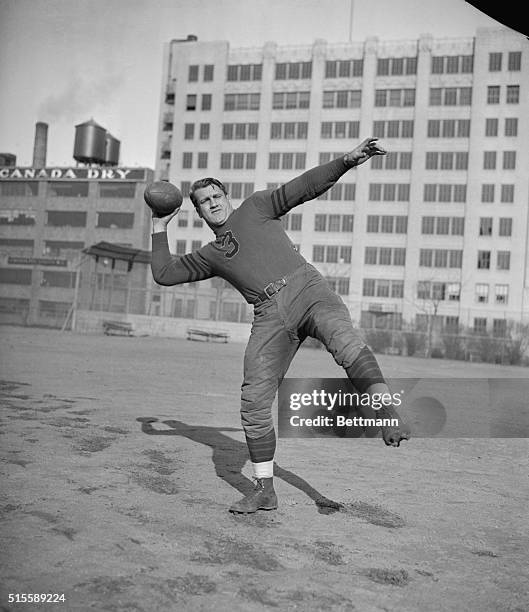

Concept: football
[[144, 181, 183, 217]]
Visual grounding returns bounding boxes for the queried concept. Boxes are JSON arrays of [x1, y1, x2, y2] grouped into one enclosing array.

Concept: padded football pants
[[241, 263, 366, 439]]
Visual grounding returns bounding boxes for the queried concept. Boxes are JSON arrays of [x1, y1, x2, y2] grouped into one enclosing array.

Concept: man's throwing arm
[[151, 231, 214, 286]]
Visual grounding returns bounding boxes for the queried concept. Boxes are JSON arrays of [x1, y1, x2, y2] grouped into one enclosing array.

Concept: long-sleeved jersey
[[151, 157, 351, 304]]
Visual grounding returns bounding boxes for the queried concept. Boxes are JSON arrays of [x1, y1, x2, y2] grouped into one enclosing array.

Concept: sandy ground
[[1, 325, 528, 612]]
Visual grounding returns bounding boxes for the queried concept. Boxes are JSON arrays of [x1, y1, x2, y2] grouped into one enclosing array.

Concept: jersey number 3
[[219, 230, 239, 259]]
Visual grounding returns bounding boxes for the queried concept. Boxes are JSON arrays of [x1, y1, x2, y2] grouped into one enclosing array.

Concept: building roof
[[83, 241, 151, 268]]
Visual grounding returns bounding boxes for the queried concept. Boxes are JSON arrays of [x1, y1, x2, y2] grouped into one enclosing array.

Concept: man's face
[[194, 184, 233, 227]]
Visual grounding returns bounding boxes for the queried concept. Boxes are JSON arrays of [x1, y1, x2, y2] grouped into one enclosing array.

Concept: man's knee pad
[[240, 387, 275, 440]]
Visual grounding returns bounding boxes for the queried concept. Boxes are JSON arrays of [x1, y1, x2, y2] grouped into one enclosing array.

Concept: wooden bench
[[187, 328, 229, 343], [103, 320, 134, 336]]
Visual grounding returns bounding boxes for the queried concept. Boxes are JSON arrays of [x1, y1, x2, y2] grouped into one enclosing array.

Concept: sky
[[0, 0, 510, 169]]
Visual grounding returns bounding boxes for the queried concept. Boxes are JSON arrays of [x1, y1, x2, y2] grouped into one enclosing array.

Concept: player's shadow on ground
[[136, 417, 342, 514]]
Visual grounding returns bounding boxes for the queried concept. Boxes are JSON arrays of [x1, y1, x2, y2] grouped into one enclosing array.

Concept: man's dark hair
[[189, 177, 228, 212]]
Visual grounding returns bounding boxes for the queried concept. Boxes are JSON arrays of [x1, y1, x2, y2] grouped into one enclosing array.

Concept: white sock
[[252, 460, 274, 479]]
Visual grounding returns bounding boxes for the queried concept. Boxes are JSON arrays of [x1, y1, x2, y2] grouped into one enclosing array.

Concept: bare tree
[[415, 279, 448, 357]]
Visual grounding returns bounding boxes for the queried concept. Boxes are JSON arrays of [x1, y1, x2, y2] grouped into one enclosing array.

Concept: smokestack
[[33, 122, 48, 168]]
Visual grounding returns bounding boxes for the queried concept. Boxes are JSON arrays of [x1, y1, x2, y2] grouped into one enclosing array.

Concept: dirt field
[[1, 325, 528, 612]]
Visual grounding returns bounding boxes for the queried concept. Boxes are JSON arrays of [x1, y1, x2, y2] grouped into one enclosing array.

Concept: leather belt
[[254, 278, 287, 304]]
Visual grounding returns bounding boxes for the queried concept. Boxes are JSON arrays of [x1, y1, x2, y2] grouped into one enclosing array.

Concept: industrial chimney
[[33, 122, 48, 168]]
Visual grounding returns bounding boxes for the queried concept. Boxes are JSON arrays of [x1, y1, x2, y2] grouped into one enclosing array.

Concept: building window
[[500, 184, 514, 203], [220, 152, 256, 170], [427, 119, 470, 138], [197, 152, 208, 169], [227, 64, 262, 81], [488, 53, 502, 71], [487, 86, 500, 104], [184, 123, 194, 139], [47, 182, 89, 197], [483, 151, 496, 169], [429, 87, 472, 106], [188, 65, 199, 82], [275, 61, 312, 80], [314, 214, 327, 231], [271, 122, 309, 139], [268, 152, 305, 170], [451, 217, 465, 235], [419, 249, 432, 267], [96, 212, 134, 229], [186, 94, 197, 110], [447, 283, 461, 301], [485, 118, 498, 137], [503, 151, 516, 170], [481, 184, 495, 203], [201, 94, 212, 111], [434, 250, 448, 267], [449, 250, 463, 268], [475, 283, 489, 303], [320, 121, 360, 139], [493, 319, 507, 337], [312, 245, 325, 262], [508, 51, 521, 71], [0, 268, 32, 285], [282, 213, 302, 231], [177, 211, 188, 228], [504, 118, 518, 136], [199, 123, 210, 140], [436, 217, 450, 235], [272, 91, 310, 110], [377, 56, 417, 75], [365, 247, 378, 265], [98, 183, 136, 198], [506, 85, 519, 103], [367, 215, 379, 232], [375, 88, 416, 107], [203, 64, 214, 81], [222, 123, 259, 140], [363, 278, 376, 296], [0, 181, 38, 196], [431, 55, 473, 73], [182, 152, 193, 169], [325, 59, 364, 77], [0, 238, 34, 256], [46, 211, 86, 227], [224, 93, 260, 111], [498, 218, 512, 237], [473, 318, 487, 335], [43, 240, 84, 256], [477, 250, 491, 269], [495, 284, 509, 304], [421, 217, 434, 234], [223, 182, 254, 199], [322, 90, 361, 108], [479, 217, 493, 236], [497, 251, 510, 270], [41, 271, 76, 288]]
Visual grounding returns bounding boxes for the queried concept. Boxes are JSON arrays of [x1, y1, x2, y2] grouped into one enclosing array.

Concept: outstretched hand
[[344, 137, 387, 167]]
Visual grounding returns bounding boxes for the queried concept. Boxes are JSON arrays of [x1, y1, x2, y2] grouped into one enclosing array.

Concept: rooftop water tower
[[73, 119, 107, 165], [103, 132, 120, 166]]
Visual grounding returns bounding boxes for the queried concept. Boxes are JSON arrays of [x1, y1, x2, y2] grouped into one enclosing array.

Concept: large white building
[[154, 27, 529, 335]]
